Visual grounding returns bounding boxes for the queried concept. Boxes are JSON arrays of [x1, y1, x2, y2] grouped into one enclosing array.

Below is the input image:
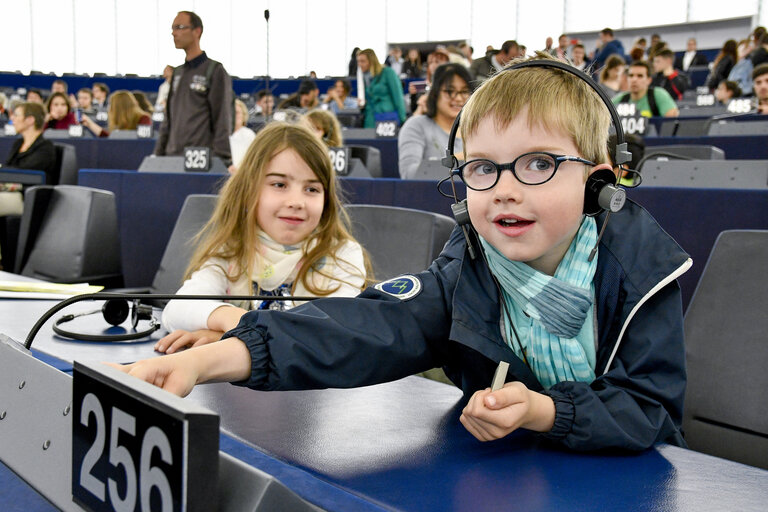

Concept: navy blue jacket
[[226, 200, 691, 451], [593, 39, 626, 68]]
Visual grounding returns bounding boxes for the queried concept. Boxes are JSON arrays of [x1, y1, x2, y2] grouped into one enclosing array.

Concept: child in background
[[114, 56, 690, 452], [303, 109, 343, 148], [157, 122, 371, 353]]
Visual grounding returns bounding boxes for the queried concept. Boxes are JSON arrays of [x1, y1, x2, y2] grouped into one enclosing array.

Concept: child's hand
[[106, 337, 253, 397], [104, 353, 199, 397], [459, 382, 555, 441], [155, 329, 224, 354]]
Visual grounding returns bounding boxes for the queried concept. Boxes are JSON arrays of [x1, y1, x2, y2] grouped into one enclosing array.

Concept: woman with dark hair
[[706, 39, 738, 90], [44, 91, 78, 130], [357, 48, 407, 128], [397, 63, 472, 179], [402, 48, 424, 79]]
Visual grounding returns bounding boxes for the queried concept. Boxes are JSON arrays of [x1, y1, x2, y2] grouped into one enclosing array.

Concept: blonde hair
[[107, 90, 149, 131], [304, 109, 343, 147], [186, 122, 372, 295], [359, 48, 383, 76], [234, 99, 249, 129], [460, 52, 610, 168]]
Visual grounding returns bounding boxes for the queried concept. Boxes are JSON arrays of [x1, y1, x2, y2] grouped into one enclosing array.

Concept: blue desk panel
[[2, 323, 768, 511], [78, 169, 768, 311], [645, 134, 768, 160]]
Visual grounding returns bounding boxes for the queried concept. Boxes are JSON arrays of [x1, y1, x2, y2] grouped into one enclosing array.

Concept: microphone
[[24, 292, 317, 350], [264, 9, 271, 121]]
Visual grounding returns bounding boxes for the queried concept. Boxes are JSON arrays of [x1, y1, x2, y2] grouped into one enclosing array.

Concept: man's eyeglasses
[[441, 89, 471, 100], [171, 24, 194, 31], [451, 152, 595, 190]]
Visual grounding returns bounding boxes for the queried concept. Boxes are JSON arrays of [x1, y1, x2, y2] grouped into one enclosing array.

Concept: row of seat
[[7, 184, 767, 470]]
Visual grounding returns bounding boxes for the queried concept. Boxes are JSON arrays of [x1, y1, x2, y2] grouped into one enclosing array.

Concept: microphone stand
[[264, 9, 271, 121], [23, 292, 317, 350]]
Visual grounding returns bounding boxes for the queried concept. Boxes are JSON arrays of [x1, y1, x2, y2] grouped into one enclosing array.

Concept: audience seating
[[138, 155, 228, 174], [707, 120, 768, 136], [151, 194, 217, 295], [346, 145, 382, 178], [53, 142, 78, 185], [14, 185, 123, 287], [683, 230, 768, 469], [639, 160, 768, 188], [0, 170, 46, 271], [657, 118, 711, 137], [345, 204, 455, 280]]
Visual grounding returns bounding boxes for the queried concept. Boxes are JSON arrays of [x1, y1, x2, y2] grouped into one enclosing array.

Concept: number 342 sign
[[72, 361, 219, 512]]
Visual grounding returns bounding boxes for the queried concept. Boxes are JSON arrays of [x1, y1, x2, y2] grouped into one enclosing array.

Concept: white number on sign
[[185, 149, 208, 169], [78, 394, 174, 511], [328, 148, 347, 173], [375, 121, 397, 137], [616, 103, 636, 117], [620, 117, 646, 135]]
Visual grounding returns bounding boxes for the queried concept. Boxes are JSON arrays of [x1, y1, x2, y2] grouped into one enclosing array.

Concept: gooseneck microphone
[[24, 292, 317, 350]]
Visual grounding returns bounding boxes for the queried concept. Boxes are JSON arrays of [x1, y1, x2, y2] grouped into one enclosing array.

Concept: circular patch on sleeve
[[374, 275, 422, 301]]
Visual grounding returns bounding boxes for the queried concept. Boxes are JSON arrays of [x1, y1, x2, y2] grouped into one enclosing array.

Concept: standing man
[[592, 28, 625, 69], [155, 10, 233, 166], [551, 34, 570, 60], [613, 60, 679, 118]]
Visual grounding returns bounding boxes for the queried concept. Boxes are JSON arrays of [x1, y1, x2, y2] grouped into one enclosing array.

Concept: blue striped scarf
[[480, 217, 598, 388]]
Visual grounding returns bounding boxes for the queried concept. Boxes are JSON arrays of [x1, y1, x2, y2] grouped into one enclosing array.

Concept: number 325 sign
[[72, 361, 219, 512]]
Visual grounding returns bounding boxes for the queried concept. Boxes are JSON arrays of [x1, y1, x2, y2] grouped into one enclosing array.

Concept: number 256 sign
[[72, 361, 219, 512]]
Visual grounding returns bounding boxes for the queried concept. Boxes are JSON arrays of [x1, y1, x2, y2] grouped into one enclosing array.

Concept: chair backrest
[[345, 204, 456, 281], [638, 160, 768, 189], [707, 120, 768, 136], [643, 144, 725, 162], [151, 194, 218, 294], [346, 145, 382, 178], [53, 142, 78, 185], [658, 118, 711, 137], [16, 185, 122, 286], [683, 230, 768, 469], [138, 155, 228, 174]]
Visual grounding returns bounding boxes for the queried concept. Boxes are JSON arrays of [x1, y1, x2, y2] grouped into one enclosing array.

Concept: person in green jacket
[[357, 48, 407, 128]]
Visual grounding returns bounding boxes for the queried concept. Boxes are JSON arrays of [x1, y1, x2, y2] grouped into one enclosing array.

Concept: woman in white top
[[228, 99, 257, 173]]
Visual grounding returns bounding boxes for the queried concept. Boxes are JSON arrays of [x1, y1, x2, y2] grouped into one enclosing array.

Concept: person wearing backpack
[[612, 60, 679, 118], [154, 10, 234, 166]]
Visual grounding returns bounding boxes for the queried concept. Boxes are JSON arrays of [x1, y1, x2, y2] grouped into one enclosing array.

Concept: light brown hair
[[107, 90, 149, 131], [460, 52, 610, 169], [187, 122, 372, 295]]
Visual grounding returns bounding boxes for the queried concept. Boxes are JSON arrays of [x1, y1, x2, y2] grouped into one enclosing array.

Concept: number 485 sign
[[72, 361, 219, 512]]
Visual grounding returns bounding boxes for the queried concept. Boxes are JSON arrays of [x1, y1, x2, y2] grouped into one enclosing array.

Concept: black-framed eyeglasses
[[171, 24, 193, 31], [451, 152, 595, 190], [441, 89, 471, 100]]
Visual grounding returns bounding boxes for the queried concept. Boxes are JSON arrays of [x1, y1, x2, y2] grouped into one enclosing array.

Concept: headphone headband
[[444, 58, 631, 168]]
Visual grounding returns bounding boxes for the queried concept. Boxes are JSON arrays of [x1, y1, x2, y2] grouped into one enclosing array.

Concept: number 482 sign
[[72, 361, 219, 512]]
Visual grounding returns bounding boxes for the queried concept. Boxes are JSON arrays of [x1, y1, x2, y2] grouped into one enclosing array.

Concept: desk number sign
[[183, 147, 210, 172], [328, 147, 350, 175], [616, 103, 647, 136], [137, 124, 153, 139], [375, 120, 398, 138], [72, 361, 219, 512]]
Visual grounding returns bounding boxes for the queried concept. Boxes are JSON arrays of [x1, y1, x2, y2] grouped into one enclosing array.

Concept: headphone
[[441, 59, 631, 246], [53, 299, 160, 342]]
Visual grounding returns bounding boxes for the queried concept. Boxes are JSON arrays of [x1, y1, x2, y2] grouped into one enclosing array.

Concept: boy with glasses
[[113, 55, 690, 452]]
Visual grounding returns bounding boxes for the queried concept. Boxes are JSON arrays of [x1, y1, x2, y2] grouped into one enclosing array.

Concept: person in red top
[[80, 90, 151, 137], [651, 48, 689, 101], [44, 92, 78, 130]]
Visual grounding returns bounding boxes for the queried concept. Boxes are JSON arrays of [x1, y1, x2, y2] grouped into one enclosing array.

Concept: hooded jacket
[[226, 199, 692, 451]]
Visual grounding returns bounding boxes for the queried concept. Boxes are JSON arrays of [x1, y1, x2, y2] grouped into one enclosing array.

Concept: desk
[[2, 293, 768, 511], [645, 134, 768, 160]]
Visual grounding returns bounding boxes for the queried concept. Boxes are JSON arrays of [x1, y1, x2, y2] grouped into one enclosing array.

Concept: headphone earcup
[[584, 168, 626, 216], [102, 299, 130, 326]]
